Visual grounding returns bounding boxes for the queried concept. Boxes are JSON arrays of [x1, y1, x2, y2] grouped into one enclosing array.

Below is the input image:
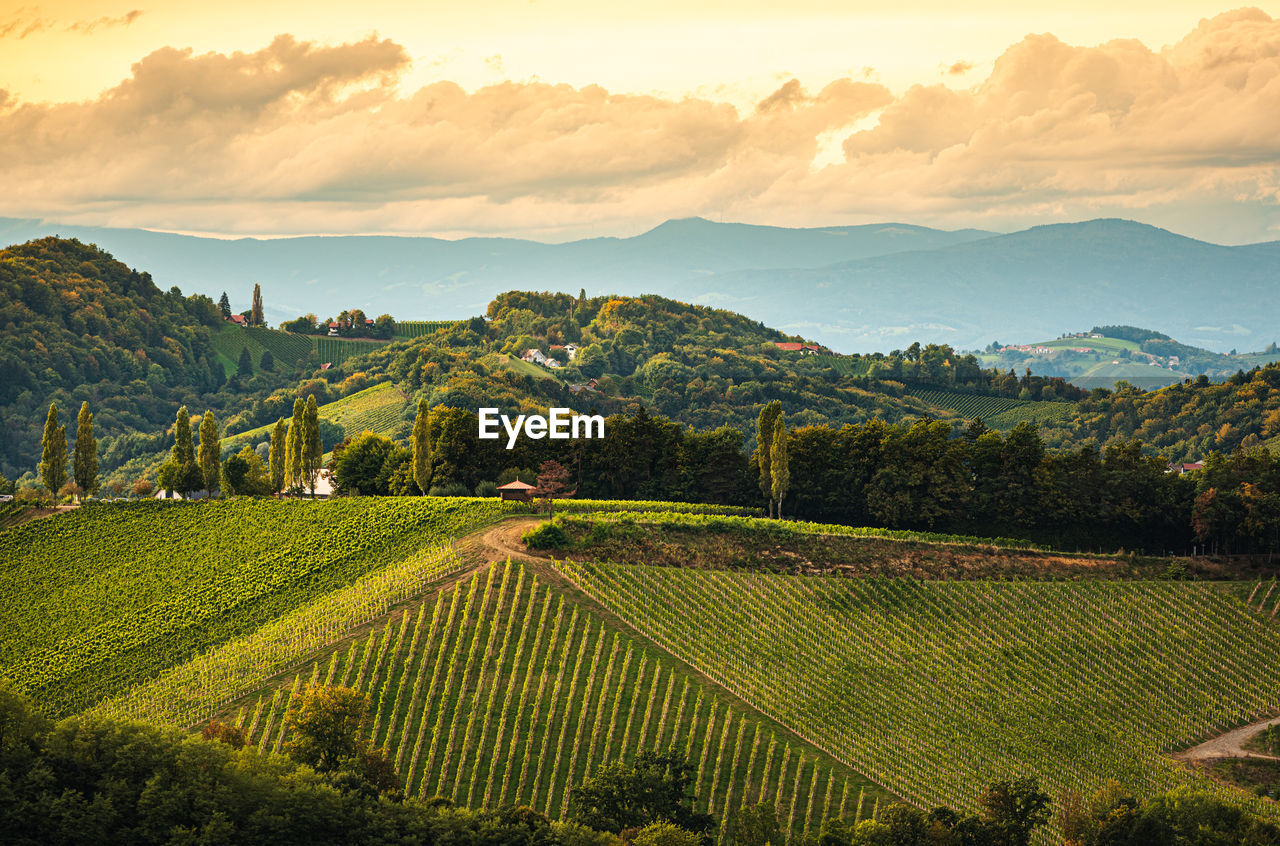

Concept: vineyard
[[317, 381, 410, 440], [0, 498, 503, 715], [907, 388, 1075, 426], [211, 560, 891, 841], [394, 320, 456, 339], [316, 336, 389, 368], [553, 560, 1280, 822], [223, 381, 410, 452], [210, 325, 315, 374]]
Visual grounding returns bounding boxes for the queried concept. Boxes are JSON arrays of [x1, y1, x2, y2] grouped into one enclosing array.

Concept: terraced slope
[[0, 498, 502, 715], [554, 561, 1280, 818], [226, 560, 891, 841]]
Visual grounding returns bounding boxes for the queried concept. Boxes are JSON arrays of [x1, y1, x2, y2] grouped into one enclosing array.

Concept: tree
[[251, 283, 264, 326], [260, 349, 275, 371], [286, 685, 368, 773], [72, 401, 98, 499], [570, 749, 714, 835], [218, 291, 231, 319], [131, 478, 154, 498], [731, 803, 783, 846], [40, 403, 67, 496], [236, 346, 253, 378], [285, 398, 305, 493], [979, 777, 1051, 846], [535, 459, 572, 519], [223, 446, 271, 496], [197, 411, 220, 494], [172, 406, 195, 465], [269, 418, 288, 494], [756, 401, 782, 518], [301, 394, 322, 496], [632, 822, 702, 846], [333, 432, 396, 495], [412, 398, 431, 494], [770, 413, 789, 519]]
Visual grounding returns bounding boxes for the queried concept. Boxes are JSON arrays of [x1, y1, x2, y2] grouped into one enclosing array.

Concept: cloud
[[2, 7, 144, 39], [1, 10, 1279, 242], [944, 61, 974, 76], [66, 9, 144, 35]]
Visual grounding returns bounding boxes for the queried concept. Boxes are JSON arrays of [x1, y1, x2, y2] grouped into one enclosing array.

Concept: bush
[[429, 482, 472, 497], [476, 481, 499, 498], [523, 521, 568, 549]]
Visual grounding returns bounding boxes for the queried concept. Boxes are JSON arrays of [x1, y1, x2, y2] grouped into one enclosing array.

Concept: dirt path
[[1176, 715, 1280, 762]]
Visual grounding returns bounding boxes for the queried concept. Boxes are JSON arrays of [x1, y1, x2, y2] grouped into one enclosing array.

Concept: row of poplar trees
[[155, 396, 324, 498], [755, 399, 790, 518], [39, 402, 98, 501]]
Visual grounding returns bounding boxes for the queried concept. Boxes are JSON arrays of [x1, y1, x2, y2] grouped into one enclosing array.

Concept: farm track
[[1177, 715, 1280, 763]]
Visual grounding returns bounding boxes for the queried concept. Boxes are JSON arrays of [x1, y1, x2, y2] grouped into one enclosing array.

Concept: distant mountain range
[[2, 216, 1276, 353]]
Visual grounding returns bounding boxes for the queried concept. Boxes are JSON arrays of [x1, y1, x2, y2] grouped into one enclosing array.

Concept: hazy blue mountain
[[4, 216, 1274, 354], [0, 217, 993, 328], [682, 219, 1280, 353]]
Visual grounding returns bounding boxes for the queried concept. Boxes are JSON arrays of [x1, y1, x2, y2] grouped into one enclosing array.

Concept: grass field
[[495, 353, 560, 381], [214, 560, 891, 842], [555, 560, 1280, 822], [0, 498, 503, 716]]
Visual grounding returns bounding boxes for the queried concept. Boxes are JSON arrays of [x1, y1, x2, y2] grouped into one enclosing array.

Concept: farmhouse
[[228, 314, 248, 327]]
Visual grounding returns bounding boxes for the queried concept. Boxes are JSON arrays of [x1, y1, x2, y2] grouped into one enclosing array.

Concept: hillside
[[193, 560, 891, 842], [977, 327, 1280, 390], [555, 555, 1280, 819], [0, 498, 503, 715], [2, 501, 1265, 843], [0, 238, 317, 480]]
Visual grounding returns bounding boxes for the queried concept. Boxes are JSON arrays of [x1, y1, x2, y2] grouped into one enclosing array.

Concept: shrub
[[523, 521, 568, 549], [476, 481, 499, 498], [429, 482, 472, 497]]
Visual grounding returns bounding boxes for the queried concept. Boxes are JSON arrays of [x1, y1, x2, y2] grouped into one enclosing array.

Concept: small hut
[[496, 480, 537, 502]]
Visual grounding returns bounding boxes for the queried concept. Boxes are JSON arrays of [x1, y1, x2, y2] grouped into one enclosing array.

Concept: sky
[[1, 1, 1279, 243]]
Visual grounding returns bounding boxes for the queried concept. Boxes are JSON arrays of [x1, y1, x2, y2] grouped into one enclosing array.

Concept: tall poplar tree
[[251, 284, 264, 326], [172, 406, 195, 465], [198, 411, 221, 494], [269, 418, 288, 494], [301, 395, 322, 496], [412, 398, 431, 494], [40, 403, 67, 496], [285, 398, 305, 494], [756, 400, 782, 518], [770, 413, 789, 520], [72, 401, 98, 498]]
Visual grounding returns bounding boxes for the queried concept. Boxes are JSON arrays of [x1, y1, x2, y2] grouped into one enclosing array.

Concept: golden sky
[[2, 2, 1279, 242]]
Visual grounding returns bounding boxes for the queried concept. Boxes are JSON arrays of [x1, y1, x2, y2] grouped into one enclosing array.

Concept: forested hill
[[0, 238, 298, 479]]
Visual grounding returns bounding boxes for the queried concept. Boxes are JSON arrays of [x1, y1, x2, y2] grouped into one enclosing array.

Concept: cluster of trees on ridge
[[3, 681, 1272, 846]]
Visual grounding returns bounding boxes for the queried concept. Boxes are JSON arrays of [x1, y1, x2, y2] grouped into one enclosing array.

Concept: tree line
[[2, 681, 1275, 846], [29, 394, 1280, 557]]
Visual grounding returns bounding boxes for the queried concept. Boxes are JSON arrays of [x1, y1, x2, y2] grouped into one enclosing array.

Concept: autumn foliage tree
[[535, 459, 572, 519]]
